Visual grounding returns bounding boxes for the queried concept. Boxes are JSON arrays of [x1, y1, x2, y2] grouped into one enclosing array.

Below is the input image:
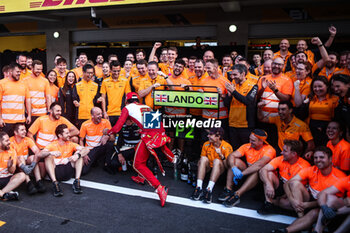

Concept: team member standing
[[108, 92, 175, 207], [101, 61, 131, 126], [200, 59, 229, 140], [0, 63, 31, 136], [55, 58, 69, 88], [273, 39, 292, 72], [0, 131, 26, 201], [138, 61, 173, 110], [225, 64, 258, 150], [40, 124, 89, 197], [308, 76, 338, 146], [23, 60, 51, 124], [73, 64, 99, 128], [72, 52, 88, 81], [58, 71, 78, 125], [46, 70, 59, 103]]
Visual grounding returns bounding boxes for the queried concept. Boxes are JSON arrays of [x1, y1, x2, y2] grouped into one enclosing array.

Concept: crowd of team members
[[0, 25, 349, 232]]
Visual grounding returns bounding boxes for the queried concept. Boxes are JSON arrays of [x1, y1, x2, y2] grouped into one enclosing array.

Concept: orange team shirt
[[273, 50, 292, 72], [269, 115, 313, 150], [79, 119, 112, 149], [334, 176, 350, 198], [200, 75, 229, 119], [237, 143, 276, 166], [309, 94, 339, 121], [138, 75, 167, 110], [317, 67, 343, 80], [0, 147, 17, 178], [45, 141, 80, 165], [0, 79, 30, 124], [100, 77, 131, 116], [10, 136, 36, 160], [72, 67, 83, 82], [94, 65, 103, 79], [130, 65, 139, 77], [201, 140, 233, 167], [291, 77, 312, 106], [23, 75, 50, 117], [54, 68, 69, 88], [130, 73, 149, 93], [48, 84, 59, 103], [29, 115, 74, 149], [229, 79, 257, 128], [75, 79, 98, 120], [298, 166, 346, 199], [19, 68, 32, 81], [246, 72, 259, 84], [254, 64, 264, 76], [159, 63, 173, 76], [185, 68, 195, 79], [285, 70, 296, 80], [305, 50, 315, 66], [327, 139, 350, 172], [269, 156, 310, 183], [258, 73, 294, 117], [334, 68, 350, 76], [164, 74, 192, 116], [188, 74, 208, 116]]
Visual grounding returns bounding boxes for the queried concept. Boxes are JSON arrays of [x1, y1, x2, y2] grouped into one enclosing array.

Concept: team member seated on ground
[[190, 127, 233, 204], [258, 140, 310, 215], [40, 124, 89, 197], [314, 175, 350, 233], [0, 131, 26, 201], [274, 147, 346, 233], [325, 121, 350, 174], [79, 107, 114, 175], [220, 129, 276, 207], [10, 123, 46, 195]]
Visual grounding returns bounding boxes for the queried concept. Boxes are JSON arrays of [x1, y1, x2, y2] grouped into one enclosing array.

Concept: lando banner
[[0, 0, 176, 14], [154, 90, 220, 109]]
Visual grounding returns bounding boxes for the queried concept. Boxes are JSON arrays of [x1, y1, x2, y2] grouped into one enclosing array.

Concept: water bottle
[[180, 158, 188, 181], [173, 155, 178, 180], [187, 163, 192, 185]]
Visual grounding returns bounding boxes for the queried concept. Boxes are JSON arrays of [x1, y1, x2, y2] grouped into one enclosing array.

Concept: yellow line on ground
[[0, 221, 6, 227]]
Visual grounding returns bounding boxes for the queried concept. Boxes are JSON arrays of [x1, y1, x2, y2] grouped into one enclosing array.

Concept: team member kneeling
[[190, 127, 233, 203], [258, 140, 310, 214], [39, 124, 89, 197]]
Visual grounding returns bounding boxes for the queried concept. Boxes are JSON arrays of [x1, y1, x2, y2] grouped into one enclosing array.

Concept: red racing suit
[[108, 103, 174, 188]]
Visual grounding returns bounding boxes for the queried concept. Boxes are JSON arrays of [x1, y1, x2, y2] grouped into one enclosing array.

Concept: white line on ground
[[64, 179, 296, 225]]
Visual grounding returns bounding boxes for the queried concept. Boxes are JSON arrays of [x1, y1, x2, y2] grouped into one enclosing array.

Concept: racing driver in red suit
[[108, 92, 175, 207]]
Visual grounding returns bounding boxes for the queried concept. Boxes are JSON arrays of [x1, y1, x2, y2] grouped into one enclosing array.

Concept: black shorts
[[275, 178, 285, 197], [55, 163, 74, 181], [0, 176, 11, 189]]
